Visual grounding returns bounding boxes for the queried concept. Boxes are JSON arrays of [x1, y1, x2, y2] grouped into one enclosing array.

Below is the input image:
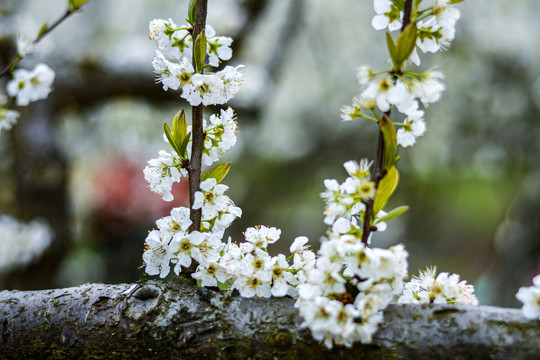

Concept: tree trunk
[[0, 278, 538, 359]]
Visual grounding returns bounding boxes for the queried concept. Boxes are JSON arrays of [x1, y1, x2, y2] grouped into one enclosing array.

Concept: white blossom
[[516, 275, 540, 320], [143, 230, 173, 278], [398, 267, 478, 305], [143, 150, 185, 202], [0, 108, 20, 132], [0, 216, 53, 274], [7, 63, 55, 106]]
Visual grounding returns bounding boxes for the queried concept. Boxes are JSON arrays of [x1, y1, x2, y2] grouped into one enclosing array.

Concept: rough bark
[[0, 279, 538, 359]]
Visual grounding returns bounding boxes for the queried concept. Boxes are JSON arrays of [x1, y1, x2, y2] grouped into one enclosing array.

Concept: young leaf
[[379, 114, 398, 169], [69, 0, 89, 11], [38, 23, 48, 37], [188, 0, 197, 25], [194, 30, 207, 73], [391, 0, 405, 11], [172, 109, 187, 152], [164, 123, 181, 155], [202, 162, 231, 184], [217, 281, 231, 291], [396, 22, 418, 68], [375, 205, 409, 223], [179, 132, 191, 159], [386, 32, 398, 69], [373, 166, 399, 217]]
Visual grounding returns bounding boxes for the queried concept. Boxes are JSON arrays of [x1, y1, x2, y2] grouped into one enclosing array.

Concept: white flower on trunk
[[143, 230, 173, 278], [516, 275, 540, 320], [398, 267, 478, 305]]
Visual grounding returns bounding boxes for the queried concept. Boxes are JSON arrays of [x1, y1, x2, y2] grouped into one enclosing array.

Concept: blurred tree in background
[[0, 0, 538, 307]]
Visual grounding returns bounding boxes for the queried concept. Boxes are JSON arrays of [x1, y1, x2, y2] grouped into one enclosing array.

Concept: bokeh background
[[0, 0, 539, 307]]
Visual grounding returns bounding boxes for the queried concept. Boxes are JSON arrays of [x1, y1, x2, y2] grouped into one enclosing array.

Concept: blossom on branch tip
[[16, 35, 33, 57], [398, 267, 478, 305], [7, 63, 55, 106], [143, 230, 173, 278]]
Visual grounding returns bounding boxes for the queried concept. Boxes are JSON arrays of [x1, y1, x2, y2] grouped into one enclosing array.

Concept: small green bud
[[173, 109, 187, 148], [69, 0, 90, 11], [194, 30, 207, 73], [37, 23, 48, 37]]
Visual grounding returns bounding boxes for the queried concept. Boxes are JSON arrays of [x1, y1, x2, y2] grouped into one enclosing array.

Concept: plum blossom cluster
[[398, 267, 478, 305], [195, 229, 316, 298], [372, 0, 461, 60], [295, 242, 408, 347], [144, 212, 316, 299], [516, 274, 540, 320], [0, 215, 53, 274], [340, 65, 445, 148], [150, 18, 244, 106], [321, 160, 378, 229], [0, 63, 55, 133], [340, 0, 462, 148], [294, 159, 408, 347], [143, 107, 237, 202]]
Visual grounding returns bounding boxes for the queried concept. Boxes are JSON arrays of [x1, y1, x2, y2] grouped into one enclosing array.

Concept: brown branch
[[188, 0, 209, 232], [402, 0, 413, 31], [361, 2, 413, 245], [0, 279, 538, 359]]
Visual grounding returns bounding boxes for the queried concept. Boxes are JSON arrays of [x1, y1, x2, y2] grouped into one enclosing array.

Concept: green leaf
[[202, 162, 231, 184], [164, 123, 181, 155], [217, 281, 231, 291], [448, 0, 465, 4], [188, 0, 197, 25], [379, 114, 398, 169], [373, 166, 399, 217], [194, 30, 207, 73], [386, 32, 398, 69], [390, 0, 405, 10], [179, 132, 191, 158], [396, 22, 417, 67], [172, 109, 187, 152], [37, 23, 48, 37], [69, 0, 89, 11], [376, 205, 409, 223]]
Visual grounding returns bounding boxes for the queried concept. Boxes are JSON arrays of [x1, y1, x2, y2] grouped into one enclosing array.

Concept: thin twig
[[188, 0, 209, 232], [361, 0, 413, 245], [0, 4, 87, 78]]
